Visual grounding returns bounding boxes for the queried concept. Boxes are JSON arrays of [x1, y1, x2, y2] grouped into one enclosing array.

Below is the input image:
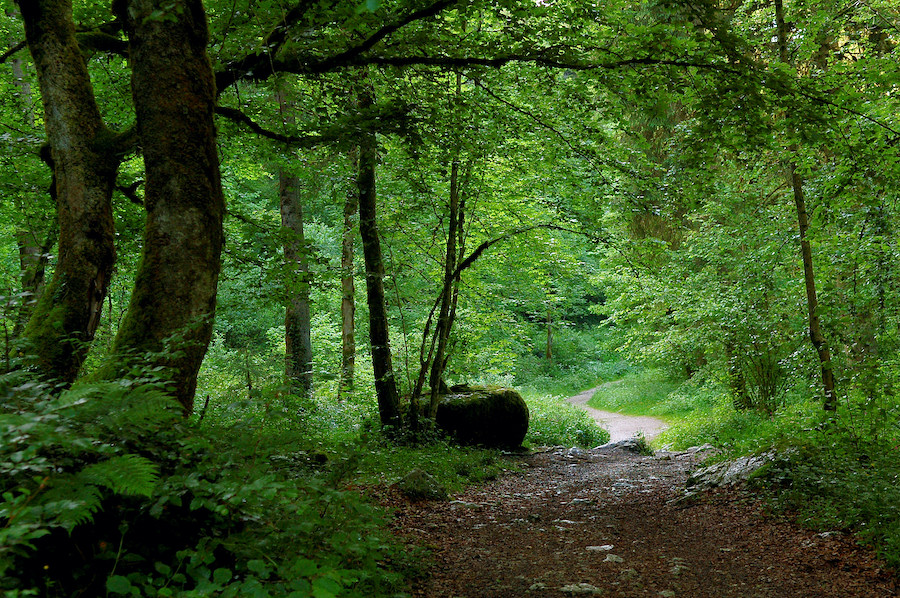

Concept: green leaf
[[106, 575, 133, 595]]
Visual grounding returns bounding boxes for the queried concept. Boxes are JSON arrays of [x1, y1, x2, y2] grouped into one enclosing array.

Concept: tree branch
[[0, 40, 26, 64], [215, 106, 329, 146], [216, 0, 460, 92]]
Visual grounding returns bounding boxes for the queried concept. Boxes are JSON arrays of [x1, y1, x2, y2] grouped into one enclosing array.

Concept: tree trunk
[[280, 170, 313, 398], [790, 169, 837, 410], [16, 0, 119, 382], [339, 151, 358, 398], [105, 0, 224, 414], [356, 72, 401, 428], [775, 0, 837, 411], [13, 230, 54, 338], [427, 143, 461, 419]]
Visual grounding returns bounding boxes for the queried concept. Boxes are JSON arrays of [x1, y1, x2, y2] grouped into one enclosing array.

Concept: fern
[[40, 482, 103, 531], [80, 454, 159, 497]]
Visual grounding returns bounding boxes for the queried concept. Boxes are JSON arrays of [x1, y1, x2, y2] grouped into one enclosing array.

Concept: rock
[[686, 452, 776, 489], [560, 582, 603, 595], [603, 554, 625, 563], [396, 468, 448, 501], [595, 437, 653, 455], [435, 385, 529, 448], [586, 545, 615, 552]]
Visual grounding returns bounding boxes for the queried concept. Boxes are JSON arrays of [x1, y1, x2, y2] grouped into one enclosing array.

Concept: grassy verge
[[586, 368, 684, 419], [520, 390, 610, 447]]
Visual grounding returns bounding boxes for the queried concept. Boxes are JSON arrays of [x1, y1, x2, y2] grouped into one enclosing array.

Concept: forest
[[0, 0, 898, 595]]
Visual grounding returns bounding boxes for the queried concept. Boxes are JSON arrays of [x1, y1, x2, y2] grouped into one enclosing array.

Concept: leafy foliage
[[0, 374, 417, 597]]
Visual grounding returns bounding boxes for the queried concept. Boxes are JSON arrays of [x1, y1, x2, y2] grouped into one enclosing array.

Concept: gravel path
[[394, 387, 897, 597], [567, 382, 669, 442], [401, 446, 897, 598]]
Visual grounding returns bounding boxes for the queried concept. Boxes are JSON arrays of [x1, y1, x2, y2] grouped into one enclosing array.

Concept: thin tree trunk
[[546, 307, 553, 361], [13, 230, 54, 338], [339, 151, 358, 398], [6, 9, 53, 339], [105, 0, 224, 414], [16, 0, 120, 382], [427, 147, 461, 418], [790, 170, 837, 410], [356, 71, 401, 428], [775, 0, 837, 411], [280, 170, 313, 397]]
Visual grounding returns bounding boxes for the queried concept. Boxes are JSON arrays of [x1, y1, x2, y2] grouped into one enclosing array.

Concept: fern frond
[[41, 482, 103, 531], [80, 454, 159, 497]]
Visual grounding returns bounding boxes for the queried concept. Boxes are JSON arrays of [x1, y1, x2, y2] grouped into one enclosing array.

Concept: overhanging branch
[[215, 106, 329, 146]]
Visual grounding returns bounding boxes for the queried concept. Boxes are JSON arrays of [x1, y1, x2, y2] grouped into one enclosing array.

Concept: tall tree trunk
[[16, 0, 119, 382], [427, 138, 462, 419], [790, 170, 837, 410], [105, 0, 224, 414], [280, 170, 313, 397], [275, 86, 313, 398], [775, 0, 837, 411], [339, 151, 358, 398], [356, 72, 401, 428]]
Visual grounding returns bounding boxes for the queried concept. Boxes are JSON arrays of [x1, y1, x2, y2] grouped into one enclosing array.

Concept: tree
[[339, 149, 358, 397], [355, 69, 401, 428], [98, 0, 224, 413], [15, 0, 122, 383]]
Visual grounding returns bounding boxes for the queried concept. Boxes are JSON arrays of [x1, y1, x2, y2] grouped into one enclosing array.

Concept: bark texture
[[280, 170, 313, 398], [16, 0, 119, 382], [340, 155, 358, 397], [356, 74, 401, 428], [106, 0, 224, 413]]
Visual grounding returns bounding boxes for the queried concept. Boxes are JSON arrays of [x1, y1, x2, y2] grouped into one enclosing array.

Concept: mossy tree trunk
[[13, 230, 55, 338], [356, 71, 401, 428], [16, 0, 121, 382], [104, 0, 224, 413], [279, 170, 313, 398]]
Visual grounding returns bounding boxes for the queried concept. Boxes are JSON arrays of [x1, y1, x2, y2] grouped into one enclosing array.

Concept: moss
[[435, 385, 530, 449], [20, 274, 86, 383]]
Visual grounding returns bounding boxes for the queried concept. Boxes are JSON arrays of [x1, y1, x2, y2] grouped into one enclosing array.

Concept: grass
[[586, 368, 685, 419], [520, 390, 610, 448]]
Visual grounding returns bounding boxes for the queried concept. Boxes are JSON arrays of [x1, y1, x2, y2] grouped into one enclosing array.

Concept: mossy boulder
[[435, 385, 529, 449]]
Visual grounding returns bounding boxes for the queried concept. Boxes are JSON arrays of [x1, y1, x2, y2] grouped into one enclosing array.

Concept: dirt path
[[397, 396, 897, 597], [567, 382, 669, 442]]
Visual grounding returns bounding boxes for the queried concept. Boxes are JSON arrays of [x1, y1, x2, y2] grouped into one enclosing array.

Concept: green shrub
[[587, 368, 683, 416], [753, 432, 900, 569], [0, 373, 416, 597], [521, 392, 610, 447]]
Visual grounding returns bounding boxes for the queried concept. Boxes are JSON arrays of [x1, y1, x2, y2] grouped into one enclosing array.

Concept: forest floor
[[394, 389, 898, 597]]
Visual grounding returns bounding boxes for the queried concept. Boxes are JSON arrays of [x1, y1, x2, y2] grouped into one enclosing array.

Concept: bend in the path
[[567, 381, 668, 443]]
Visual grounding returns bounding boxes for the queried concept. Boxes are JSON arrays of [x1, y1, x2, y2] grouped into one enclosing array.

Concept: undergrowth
[[0, 373, 420, 598], [520, 391, 610, 447]]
